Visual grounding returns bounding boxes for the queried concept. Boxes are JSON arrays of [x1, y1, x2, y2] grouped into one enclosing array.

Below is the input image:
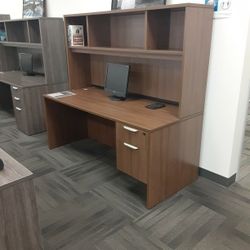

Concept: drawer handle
[[12, 86, 19, 90], [15, 107, 22, 111], [14, 97, 20, 101], [123, 126, 138, 133], [123, 142, 138, 150]]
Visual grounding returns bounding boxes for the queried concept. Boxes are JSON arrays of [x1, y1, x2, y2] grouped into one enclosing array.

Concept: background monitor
[[19, 53, 34, 76], [104, 63, 130, 100]]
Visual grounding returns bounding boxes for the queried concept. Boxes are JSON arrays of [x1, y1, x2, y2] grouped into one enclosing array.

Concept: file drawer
[[12, 95, 23, 108], [11, 85, 22, 97], [116, 122, 148, 183], [14, 105, 29, 134]]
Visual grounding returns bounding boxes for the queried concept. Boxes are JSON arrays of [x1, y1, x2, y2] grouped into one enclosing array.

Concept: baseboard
[[199, 168, 236, 187]]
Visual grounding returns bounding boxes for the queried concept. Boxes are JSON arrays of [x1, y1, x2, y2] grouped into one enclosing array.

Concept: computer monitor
[[19, 53, 34, 76], [104, 63, 130, 101]]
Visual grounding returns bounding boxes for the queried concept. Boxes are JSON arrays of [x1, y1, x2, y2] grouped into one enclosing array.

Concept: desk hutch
[[0, 18, 68, 135], [45, 4, 213, 208]]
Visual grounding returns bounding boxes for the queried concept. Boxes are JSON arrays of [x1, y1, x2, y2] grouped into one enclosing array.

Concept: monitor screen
[[104, 63, 130, 100], [19, 53, 33, 75]]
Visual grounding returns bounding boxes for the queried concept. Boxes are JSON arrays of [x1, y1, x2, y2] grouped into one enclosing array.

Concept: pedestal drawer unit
[[116, 122, 148, 183], [11, 84, 47, 135]]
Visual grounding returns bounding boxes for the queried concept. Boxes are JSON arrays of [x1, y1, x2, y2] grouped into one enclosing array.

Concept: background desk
[[0, 71, 67, 135], [0, 17, 68, 135], [44, 87, 202, 208]]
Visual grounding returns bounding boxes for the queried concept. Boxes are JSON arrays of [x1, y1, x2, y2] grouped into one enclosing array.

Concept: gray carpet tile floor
[[0, 109, 250, 250]]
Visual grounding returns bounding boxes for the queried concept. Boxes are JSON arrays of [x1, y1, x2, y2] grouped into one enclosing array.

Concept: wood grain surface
[[45, 87, 179, 132], [147, 115, 203, 208], [179, 6, 213, 117], [0, 71, 45, 88], [0, 148, 33, 189], [0, 180, 43, 250]]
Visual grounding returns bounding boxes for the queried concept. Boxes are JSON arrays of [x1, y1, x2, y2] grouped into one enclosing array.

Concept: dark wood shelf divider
[[70, 46, 183, 60]]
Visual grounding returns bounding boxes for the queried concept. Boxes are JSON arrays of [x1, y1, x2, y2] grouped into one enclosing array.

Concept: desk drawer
[[11, 85, 22, 96], [116, 123, 148, 183], [12, 96, 23, 108], [11, 85, 24, 110], [14, 105, 29, 134]]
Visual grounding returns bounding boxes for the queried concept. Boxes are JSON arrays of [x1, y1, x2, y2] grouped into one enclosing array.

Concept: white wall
[[2, 0, 250, 179], [0, 1, 23, 19], [200, 0, 250, 178], [0, 0, 111, 19], [232, 22, 250, 178], [46, 0, 111, 17]]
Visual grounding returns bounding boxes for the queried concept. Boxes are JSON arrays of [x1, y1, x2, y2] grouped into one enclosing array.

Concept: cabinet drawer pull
[[12, 86, 19, 90], [123, 142, 138, 150], [15, 107, 22, 111], [14, 97, 20, 101], [123, 125, 138, 133]]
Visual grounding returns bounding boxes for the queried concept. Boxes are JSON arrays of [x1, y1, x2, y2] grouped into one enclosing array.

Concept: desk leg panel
[[147, 115, 203, 208], [45, 98, 88, 149]]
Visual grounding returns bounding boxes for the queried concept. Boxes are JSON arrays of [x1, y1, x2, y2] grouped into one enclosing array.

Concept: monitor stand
[[109, 96, 126, 101]]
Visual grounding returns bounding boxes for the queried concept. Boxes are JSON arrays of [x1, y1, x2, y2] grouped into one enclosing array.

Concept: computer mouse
[[146, 102, 166, 110]]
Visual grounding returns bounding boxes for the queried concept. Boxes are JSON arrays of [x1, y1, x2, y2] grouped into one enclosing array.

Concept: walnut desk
[[44, 87, 202, 208]]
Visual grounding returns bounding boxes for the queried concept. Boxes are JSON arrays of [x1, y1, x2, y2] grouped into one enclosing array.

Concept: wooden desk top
[[0, 149, 33, 190], [45, 87, 179, 131], [0, 71, 45, 88]]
